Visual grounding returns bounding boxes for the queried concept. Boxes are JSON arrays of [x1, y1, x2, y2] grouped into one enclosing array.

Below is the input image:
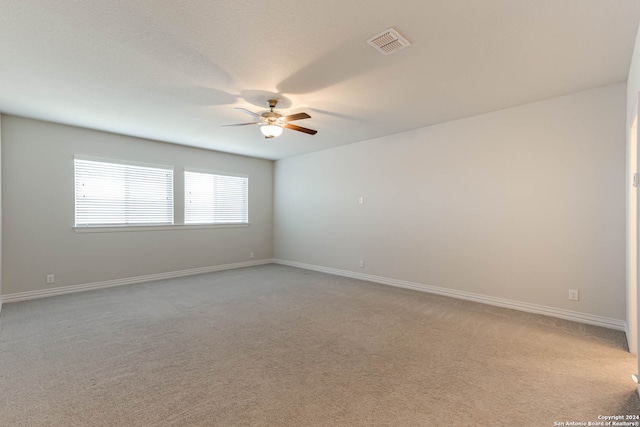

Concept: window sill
[[73, 223, 250, 233]]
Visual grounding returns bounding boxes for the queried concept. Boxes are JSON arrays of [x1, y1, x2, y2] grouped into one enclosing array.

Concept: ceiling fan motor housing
[[262, 111, 282, 121]]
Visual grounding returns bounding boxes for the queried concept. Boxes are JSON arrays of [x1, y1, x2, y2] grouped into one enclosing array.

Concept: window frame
[[72, 158, 250, 233], [184, 168, 250, 226], [73, 155, 175, 229]]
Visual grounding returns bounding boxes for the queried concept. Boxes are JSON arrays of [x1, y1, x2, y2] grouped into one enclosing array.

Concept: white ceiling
[[1, 1, 639, 160]]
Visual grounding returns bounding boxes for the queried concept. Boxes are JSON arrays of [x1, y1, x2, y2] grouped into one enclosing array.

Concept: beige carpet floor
[[0, 264, 638, 426]]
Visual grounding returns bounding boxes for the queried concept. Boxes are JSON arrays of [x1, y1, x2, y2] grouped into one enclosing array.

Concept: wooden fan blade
[[222, 122, 260, 127], [283, 112, 311, 122], [285, 123, 317, 135], [235, 107, 261, 117]]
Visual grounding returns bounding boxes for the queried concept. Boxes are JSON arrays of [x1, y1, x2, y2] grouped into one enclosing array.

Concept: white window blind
[[75, 158, 174, 227], [185, 171, 248, 224]]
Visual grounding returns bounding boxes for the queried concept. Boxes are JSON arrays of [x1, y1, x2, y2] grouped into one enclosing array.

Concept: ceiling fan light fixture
[[260, 124, 283, 138]]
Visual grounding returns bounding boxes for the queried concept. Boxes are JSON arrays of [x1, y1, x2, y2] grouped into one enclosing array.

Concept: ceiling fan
[[222, 99, 317, 139]]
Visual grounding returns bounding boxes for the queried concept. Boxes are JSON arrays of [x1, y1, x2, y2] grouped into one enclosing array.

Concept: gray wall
[[274, 83, 626, 320], [0, 114, 2, 305], [1, 115, 273, 295]]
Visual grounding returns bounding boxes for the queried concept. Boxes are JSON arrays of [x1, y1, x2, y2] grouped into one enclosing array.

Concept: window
[[185, 171, 248, 224], [74, 158, 174, 227]]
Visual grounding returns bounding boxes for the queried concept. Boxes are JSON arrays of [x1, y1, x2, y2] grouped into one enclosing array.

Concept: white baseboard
[[273, 259, 627, 332], [2, 258, 628, 333], [2, 259, 274, 303]]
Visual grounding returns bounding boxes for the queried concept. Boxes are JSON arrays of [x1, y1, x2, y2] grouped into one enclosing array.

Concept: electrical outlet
[[46, 274, 55, 284], [359, 260, 364, 268], [359, 196, 364, 204], [569, 289, 579, 301], [250, 252, 254, 259]]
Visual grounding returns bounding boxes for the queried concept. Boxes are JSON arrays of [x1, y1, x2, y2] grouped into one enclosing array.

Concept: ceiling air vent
[[367, 27, 410, 55]]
